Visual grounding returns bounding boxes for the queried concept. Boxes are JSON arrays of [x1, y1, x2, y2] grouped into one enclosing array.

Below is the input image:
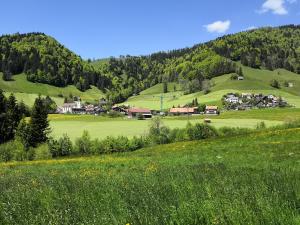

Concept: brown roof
[[169, 108, 196, 113], [205, 106, 218, 110], [128, 108, 151, 114]]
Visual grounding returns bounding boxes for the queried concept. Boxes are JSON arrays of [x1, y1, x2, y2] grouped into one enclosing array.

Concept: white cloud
[[258, 0, 297, 15], [204, 20, 231, 33]]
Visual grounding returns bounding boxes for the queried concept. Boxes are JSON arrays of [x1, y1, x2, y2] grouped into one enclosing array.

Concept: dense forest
[[1, 25, 300, 103], [0, 33, 111, 91]]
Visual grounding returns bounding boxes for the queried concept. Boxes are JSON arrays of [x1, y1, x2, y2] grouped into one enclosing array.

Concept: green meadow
[[1, 127, 299, 224], [0, 73, 104, 105], [125, 66, 300, 110], [49, 108, 300, 141]]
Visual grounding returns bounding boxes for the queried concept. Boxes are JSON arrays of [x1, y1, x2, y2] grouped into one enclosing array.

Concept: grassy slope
[[0, 73, 104, 105], [1, 128, 299, 224], [125, 66, 300, 110]]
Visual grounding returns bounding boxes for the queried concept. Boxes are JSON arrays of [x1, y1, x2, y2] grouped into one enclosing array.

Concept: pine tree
[[28, 95, 50, 147], [163, 81, 168, 93], [6, 94, 20, 140], [0, 90, 7, 144]]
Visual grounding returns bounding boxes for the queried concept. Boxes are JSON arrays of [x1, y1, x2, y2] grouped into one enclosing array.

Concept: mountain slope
[[96, 25, 300, 103], [0, 33, 111, 91], [124, 65, 300, 109]]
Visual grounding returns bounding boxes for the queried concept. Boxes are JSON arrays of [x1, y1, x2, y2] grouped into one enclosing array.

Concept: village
[[56, 92, 289, 119], [223, 93, 288, 110], [56, 97, 220, 119]]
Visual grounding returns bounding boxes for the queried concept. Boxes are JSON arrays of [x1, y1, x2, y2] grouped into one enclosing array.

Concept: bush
[[59, 134, 73, 156], [270, 79, 280, 89], [75, 130, 93, 155], [186, 123, 218, 141], [218, 127, 252, 137], [256, 121, 266, 130], [35, 144, 52, 160]]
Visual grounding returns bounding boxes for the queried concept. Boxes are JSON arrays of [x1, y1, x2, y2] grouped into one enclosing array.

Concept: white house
[[226, 96, 239, 103]]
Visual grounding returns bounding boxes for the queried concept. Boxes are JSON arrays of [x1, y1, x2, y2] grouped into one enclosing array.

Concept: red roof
[[128, 108, 151, 114], [169, 108, 196, 113]]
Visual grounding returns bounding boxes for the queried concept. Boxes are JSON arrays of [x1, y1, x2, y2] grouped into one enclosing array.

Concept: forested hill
[[1, 25, 300, 103], [0, 33, 111, 91], [94, 25, 300, 102]]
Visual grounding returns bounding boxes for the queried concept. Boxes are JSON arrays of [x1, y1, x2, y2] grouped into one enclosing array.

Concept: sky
[[0, 0, 299, 59]]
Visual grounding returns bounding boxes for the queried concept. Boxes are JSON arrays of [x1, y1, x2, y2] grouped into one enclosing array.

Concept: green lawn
[[1, 127, 299, 224], [0, 73, 104, 105]]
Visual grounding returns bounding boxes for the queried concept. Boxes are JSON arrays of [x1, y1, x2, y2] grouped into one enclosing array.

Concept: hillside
[[124, 65, 300, 109], [0, 33, 111, 91], [0, 73, 104, 105], [95, 25, 300, 103], [1, 25, 300, 104], [1, 127, 299, 224]]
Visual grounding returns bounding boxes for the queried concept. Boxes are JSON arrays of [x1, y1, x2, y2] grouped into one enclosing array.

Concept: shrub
[[186, 123, 218, 140], [270, 79, 280, 89], [35, 144, 52, 160], [218, 127, 252, 137], [75, 130, 93, 155], [256, 121, 266, 130], [59, 134, 73, 156]]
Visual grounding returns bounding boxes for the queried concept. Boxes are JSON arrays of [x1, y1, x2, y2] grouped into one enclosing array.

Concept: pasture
[[0, 73, 104, 105], [48, 108, 300, 141], [125, 66, 300, 110], [1, 127, 299, 224]]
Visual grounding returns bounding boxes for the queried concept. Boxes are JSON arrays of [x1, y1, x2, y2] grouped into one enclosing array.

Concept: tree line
[[0, 90, 50, 149]]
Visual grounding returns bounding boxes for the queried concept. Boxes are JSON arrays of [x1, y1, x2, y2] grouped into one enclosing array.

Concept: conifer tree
[[28, 95, 50, 147]]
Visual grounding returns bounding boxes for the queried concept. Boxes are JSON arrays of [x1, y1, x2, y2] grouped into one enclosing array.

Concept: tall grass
[[0, 127, 299, 224]]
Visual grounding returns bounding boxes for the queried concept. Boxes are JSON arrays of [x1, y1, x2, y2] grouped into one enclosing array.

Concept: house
[[85, 105, 95, 114], [112, 105, 127, 114], [60, 100, 83, 114], [241, 93, 252, 99], [128, 108, 152, 119], [205, 106, 219, 115], [225, 96, 239, 103], [169, 107, 197, 115], [288, 82, 294, 88], [238, 76, 244, 80], [61, 103, 77, 114]]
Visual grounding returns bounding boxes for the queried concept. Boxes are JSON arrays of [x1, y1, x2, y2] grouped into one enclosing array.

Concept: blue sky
[[0, 0, 299, 59]]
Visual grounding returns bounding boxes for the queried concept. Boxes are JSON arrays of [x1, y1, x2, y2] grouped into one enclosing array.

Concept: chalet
[[85, 105, 95, 114], [205, 106, 219, 115], [237, 76, 244, 80], [61, 103, 76, 114], [112, 105, 127, 114], [241, 93, 252, 99], [225, 96, 239, 103], [169, 107, 197, 115], [128, 108, 152, 119]]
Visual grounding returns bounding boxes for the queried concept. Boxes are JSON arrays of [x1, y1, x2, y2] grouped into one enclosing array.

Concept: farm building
[[61, 101, 82, 114], [169, 107, 198, 115], [128, 108, 152, 119], [205, 106, 219, 115]]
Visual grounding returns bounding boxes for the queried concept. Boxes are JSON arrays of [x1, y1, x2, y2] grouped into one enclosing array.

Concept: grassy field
[[0, 73, 104, 105], [48, 108, 300, 141], [1, 127, 299, 224], [125, 66, 300, 110]]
